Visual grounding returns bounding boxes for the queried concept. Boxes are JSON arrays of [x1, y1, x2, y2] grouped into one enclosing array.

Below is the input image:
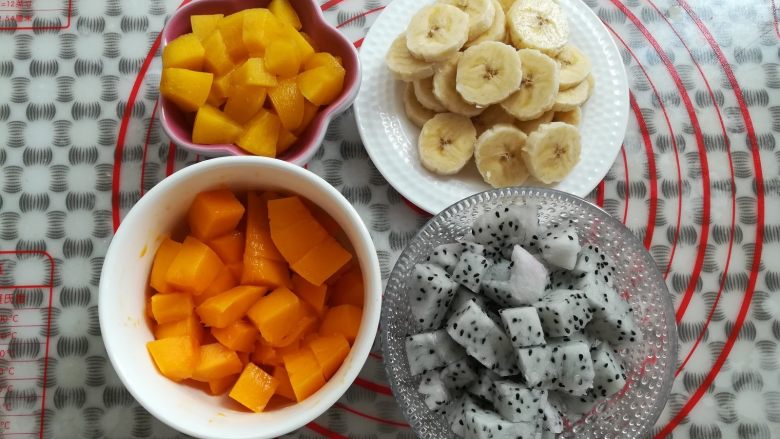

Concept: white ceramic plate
[[354, 0, 629, 214]]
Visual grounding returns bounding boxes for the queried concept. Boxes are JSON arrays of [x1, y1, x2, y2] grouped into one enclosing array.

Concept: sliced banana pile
[[385, 0, 594, 188]]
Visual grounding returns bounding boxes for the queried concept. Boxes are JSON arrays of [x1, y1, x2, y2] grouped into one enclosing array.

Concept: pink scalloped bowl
[[159, 0, 361, 165]]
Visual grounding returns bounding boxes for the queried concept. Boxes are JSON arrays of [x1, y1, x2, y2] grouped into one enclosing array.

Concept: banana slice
[[507, 1, 568, 55], [552, 73, 592, 111], [587, 74, 596, 98], [500, 49, 559, 121], [464, 0, 506, 48], [419, 113, 477, 175], [433, 54, 484, 117], [404, 83, 437, 128], [496, 0, 515, 12], [407, 4, 470, 62], [475, 124, 530, 187], [553, 107, 581, 127], [414, 76, 447, 112], [386, 34, 436, 81], [456, 41, 523, 107], [556, 44, 592, 90], [439, 0, 495, 41], [472, 105, 515, 135], [515, 109, 554, 133], [522, 121, 581, 184]]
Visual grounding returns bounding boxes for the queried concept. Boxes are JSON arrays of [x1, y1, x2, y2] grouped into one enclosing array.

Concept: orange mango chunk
[[268, 77, 304, 132], [242, 8, 282, 56], [244, 192, 284, 262], [236, 110, 281, 157], [188, 189, 246, 241], [192, 342, 243, 382], [166, 236, 224, 294], [160, 67, 213, 112], [208, 374, 237, 395], [151, 293, 194, 324], [269, 303, 319, 348], [291, 237, 352, 286], [329, 264, 364, 308], [227, 262, 244, 279], [202, 30, 235, 76], [276, 129, 298, 155], [197, 266, 238, 305], [196, 285, 267, 328], [280, 23, 314, 62], [298, 65, 345, 106], [264, 40, 300, 78], [212, 320, 258, 353], [208, 230, 245, 264], [319, 304, 362, 344], [304, 52, 342, 71], [272, 366, 296, 401], [232, 57, 278, 88], [207, 70, 233, 107], [191, 14, 224, 41], [268, 196, 310, 226], [283, 347, 325, 401], [230, 363, 278, 412], [269, 0, 301, 30], [246, 287, 301, 344], [308, 334, 350, 379], [270, 216, 329, 265], [150, 237, 181, 294], [252, 341, 280, 366], [224, 85, 267, 124], [292, 273, 327, 314], [147, 336, 200, 381], [294, 100, 319, 135], [217, 11, 249, 62], [192, 104, 243, 145], [154, 314, 204, 343], [163, 33, 205, 71], [241, 256, 291, 288]]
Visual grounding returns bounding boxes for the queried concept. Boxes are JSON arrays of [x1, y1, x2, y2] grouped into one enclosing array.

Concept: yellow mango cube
[[162, 33, 205, 70], [232, 58, 278, 89], [268, 77, 304, 132], [191, 14, 224, 41], [237, 110, 281, 157], [202, 30, 235, 76], [276, 129, 298, 155], [147, 336, 200, 382], [269, 0, 302, 30], [297, 65, 345, 106], [281, 25, 315, 63], [206, 71, 234, 107], [264, 40, 301, 78], [294, 101, 319, 135], [192, 105, 243, 144], [304, 52, 342, 71], [160, 67, 213, 112], [217, 11, 249, 62], [242, 8, 283, 56], [224, 85, 267, 124]]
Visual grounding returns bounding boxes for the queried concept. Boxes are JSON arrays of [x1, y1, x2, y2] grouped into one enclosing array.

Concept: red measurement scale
[[0, 251, 55, 439]]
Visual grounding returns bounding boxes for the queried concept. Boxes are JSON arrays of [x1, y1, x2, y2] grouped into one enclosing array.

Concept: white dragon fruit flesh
[[491, 380, 547, 424], [584, 284, 642, 346], [441, 358, 479, 390], [405, 329, 466, 375], [499, 306, 546, 348], [418, 369, 457, 410], [590, 344, 627, 398], [539, 226, 581, 270], [553, 341, 595, 396], [463, 398, 539, 439], [452, 251, 492, 293], [409, 263, 459, 330], [534, 289, 593, 337]]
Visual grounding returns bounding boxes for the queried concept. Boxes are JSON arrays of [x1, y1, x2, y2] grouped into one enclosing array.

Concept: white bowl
[[99, 156, 382, 439]]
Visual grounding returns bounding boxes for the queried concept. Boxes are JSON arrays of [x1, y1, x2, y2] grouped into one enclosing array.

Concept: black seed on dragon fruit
[[405, 329, 466, 376], [553, 341, 595, 396], [584, 284, 642, 346], [539, 226, 581, 270], [409, 263, 460, 330], [499, 306, 546, 348], [534, 289, 593, 338], [446, 299, 519, 377], [463, 398, 539, 439], [427, 243, 465, 273], [451, 251, 492, 292], [491, 380, 547, 424], [590, 344, 627, 398], [440, 358, 479, 390], [418, 370, 456, 410]]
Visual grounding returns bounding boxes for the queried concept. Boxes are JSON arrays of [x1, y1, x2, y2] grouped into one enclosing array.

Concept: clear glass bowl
[[381, 188, 678, 438]]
